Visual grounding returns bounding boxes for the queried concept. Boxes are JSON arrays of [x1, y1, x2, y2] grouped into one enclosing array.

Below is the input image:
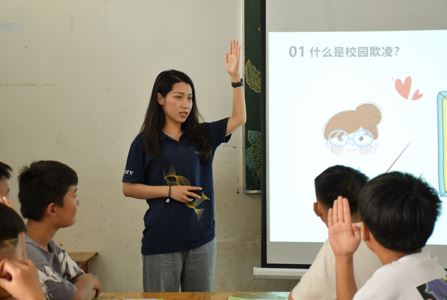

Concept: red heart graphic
[[395, 76, 412, 99], [412, 89, 423, 100]]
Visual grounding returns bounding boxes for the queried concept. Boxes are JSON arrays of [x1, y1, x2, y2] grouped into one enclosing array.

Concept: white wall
[[0, 0, 295, 292]]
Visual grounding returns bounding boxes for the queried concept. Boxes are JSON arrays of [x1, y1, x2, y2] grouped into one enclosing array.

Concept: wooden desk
[[68, 251, 98, 273], [98, 292, 289, 300], [99, 292, 202, 300]]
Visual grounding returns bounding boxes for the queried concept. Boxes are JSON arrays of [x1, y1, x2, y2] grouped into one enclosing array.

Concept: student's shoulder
[[25, 238, 78, 299], [25, 236, 49, 264], [291, 240, 335, 300], [355, 260, 402, 298], [310, 239, 336, 275], [354, 274, 396, 300]]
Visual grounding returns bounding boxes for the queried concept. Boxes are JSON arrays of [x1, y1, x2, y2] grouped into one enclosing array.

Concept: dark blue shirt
[[122, 118, 230, 254]]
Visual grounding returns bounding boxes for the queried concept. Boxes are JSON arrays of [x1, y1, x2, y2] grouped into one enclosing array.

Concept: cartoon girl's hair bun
[[355, 103, 382, 126]]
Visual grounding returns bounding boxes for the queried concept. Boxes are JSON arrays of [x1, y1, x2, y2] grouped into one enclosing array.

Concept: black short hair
[[358, 172, 441, 253], [0, 204, 26, 244], [0, 162, 12, 180], [314, 165, 368, 214], [18, 161, 78, 221]]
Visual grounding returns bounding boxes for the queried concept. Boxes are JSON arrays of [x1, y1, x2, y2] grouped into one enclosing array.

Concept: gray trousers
[[142, 238, 216, 292]]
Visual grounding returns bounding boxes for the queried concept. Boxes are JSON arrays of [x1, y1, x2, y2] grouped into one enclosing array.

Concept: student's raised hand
[[224, 39, 241, 81], [0, 259, 45, 300], [170, 185, 202, 203], [328, 197, 361, 257]]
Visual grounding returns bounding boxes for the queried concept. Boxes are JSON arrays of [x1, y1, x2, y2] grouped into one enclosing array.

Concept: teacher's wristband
[[166, 185, 172, 203], [231, 78, 243, 88]]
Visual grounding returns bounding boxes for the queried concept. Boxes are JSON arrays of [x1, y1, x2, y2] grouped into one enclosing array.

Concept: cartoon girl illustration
[[324, 103, 382, 155]]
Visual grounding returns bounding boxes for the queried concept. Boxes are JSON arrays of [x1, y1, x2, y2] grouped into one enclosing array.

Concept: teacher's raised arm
[[224, 39, 246, 136]]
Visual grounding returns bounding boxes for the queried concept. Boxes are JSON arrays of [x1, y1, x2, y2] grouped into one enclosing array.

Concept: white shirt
[[354, 252, 447, 300], [291, 239, 381, 300]]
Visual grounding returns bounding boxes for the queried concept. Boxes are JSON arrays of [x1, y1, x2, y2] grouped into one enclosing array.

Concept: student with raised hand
[[122, 39, 246, 292], [0, 203, 46, 300], [0, 162, 13, 207], [328, 172, 447, 300], [289, 165, 381, 300], [18, 161, 101, 300]]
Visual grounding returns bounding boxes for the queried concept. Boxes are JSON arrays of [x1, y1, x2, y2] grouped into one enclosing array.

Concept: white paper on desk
[[228, 292, 289, 299]]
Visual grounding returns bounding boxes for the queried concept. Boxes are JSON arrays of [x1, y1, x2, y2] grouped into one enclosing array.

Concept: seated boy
[[0, 162, 13, 207], [329, 172, 447, 299], [289, 165, 381, 300], [0, 203, 46, 300], [18, 160, 101, 300]]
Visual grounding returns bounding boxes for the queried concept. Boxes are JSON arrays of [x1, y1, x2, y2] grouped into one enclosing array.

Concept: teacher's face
[[157, 82, 193, 125]]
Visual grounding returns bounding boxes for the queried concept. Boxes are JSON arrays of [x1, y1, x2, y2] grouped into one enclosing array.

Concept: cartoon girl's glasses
[[327, 129, 374, 148]]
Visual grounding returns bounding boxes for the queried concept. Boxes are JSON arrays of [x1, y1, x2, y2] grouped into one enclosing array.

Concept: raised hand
[[328, 196, 361, 257], [224, 39, 241, 80]]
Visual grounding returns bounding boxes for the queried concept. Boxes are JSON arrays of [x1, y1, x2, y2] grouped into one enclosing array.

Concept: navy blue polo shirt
[[122, 118, 230, 255]]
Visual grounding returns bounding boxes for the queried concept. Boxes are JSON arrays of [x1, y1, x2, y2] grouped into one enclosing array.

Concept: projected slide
[[268, 30, 447, 245]]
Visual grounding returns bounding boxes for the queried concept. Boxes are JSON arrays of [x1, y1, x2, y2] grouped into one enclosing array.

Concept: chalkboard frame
[[243, 0, 263, 193]]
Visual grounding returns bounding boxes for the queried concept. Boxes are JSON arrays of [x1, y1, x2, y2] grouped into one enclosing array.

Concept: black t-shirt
[[122, 118, 230, 254]]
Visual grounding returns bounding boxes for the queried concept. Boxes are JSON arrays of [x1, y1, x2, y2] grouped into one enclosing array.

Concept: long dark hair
[[141, 70, 211, 163]]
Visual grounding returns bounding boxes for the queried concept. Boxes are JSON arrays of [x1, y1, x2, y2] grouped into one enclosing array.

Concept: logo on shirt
[[164, 166, 209, 220], [124, 170, 134, 176], [417, 275, 447, 299]]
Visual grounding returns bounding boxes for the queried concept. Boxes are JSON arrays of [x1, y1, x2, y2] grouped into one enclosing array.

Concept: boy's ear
[[46, 203, 58, 217], [361, 224, 381, 255], [313, 202, 322, 217]]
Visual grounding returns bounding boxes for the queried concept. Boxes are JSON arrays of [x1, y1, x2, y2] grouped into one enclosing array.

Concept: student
[[289, 165, 381, 300], [0, 203, 46, 300], [122, 40, 246, 292], [0, 162, 13, 207], [328, 172, 447, 300], [18, 160, 101, 300]]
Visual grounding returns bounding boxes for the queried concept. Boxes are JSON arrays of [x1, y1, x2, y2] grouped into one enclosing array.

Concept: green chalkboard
[[244, 0, 263, 192]]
